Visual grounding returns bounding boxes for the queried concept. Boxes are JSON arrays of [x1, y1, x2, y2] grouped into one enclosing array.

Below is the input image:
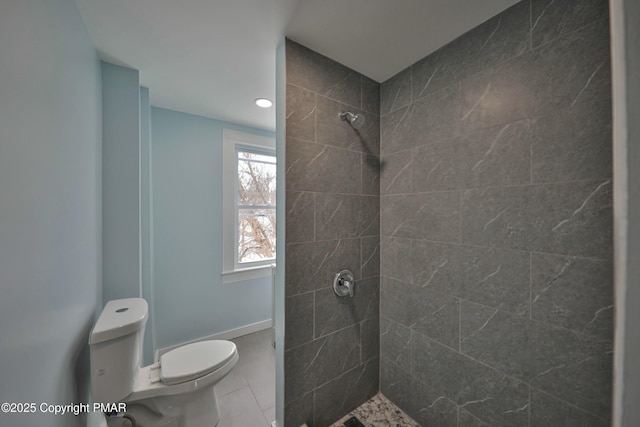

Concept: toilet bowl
[[89, 298, 238, 427]]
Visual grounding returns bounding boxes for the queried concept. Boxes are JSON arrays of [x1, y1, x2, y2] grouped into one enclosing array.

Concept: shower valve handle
[[333, 269, 355, 297]]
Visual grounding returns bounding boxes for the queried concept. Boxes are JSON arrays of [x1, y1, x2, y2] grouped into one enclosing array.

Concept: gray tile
[[233, 330, 274, 367], [408, 119, 534, 192], [286, 238, 360, 296], [316, 95, 380, 155], [286, 138, 362, 194], [381, 83, 461, 156], [461, 19, 610, 132], [357, 196, 380, 238], [286, 39, 361, 108], [215, 364, 248, 397], [530, 389, 609, 427], [380, 105, 413, 155], [324, 72, 361, 109], [409, 295, 460, 351], [286, 191, 314, 244], [381, 191, 461, 242], [217, 386, 270, 427], [380, 317, 412, 367], [243, 359, 276, 412], [361, 316, 380, 363], [381, 280, 460, 350], [531, 97, 612, 183], [380, 149, 413, 195], [313, 357, 379, 427], [531, 253, 613, 340], [411, 43, 465, 103], [380, 237, 412, 284], [362, 153, 381, 196], [411, 332, 530, 427], [381, 357, 458, 427], [531, 0, 609, 49], [284, 392, 313, 427], [361, 236, 380, 279], [314, 276, 379, 338], [411, 0, 530, 102], [461, 180, 612, 258], [460, 300, 612, 420], [380, 66, 412, 116], [361, 75, 380, 116], [284, 140, 356, 194], [284, 324, 361, 401], [285, 293, 314, 349], [412, 137, 462, 192], [219, 331, 276, 426], [411, 241, 530, 316], [286, 84, 316, 142], [315, 194, 379, 241], [460, 120, 533, 188], [460, 59, 536, 132], [459, 409, 491, 427], [263, 406, 275, 426], [462, 0, 531, 71], [406, 83, 462, 147], [315, 193, 361, 240]]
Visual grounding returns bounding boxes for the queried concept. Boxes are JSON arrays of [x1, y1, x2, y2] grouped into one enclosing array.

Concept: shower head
[[339, 112, 365, 129]]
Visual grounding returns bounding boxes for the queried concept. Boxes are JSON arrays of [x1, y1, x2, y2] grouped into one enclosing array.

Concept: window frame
[[234, 145, 276, 268], [222, 129, 276, 283]]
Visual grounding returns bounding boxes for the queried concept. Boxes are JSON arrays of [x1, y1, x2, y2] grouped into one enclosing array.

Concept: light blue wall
[[0, 0, 102, 426], [151, 107, 274, 350], [102, 62, 141, 303]]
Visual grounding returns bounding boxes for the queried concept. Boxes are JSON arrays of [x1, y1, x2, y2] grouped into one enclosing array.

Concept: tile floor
[[215, 328, 276, 427], [214, 330, 417, 427]]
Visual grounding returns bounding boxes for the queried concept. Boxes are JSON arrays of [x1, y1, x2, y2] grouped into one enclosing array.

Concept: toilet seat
[[160, 340, 237, 385]]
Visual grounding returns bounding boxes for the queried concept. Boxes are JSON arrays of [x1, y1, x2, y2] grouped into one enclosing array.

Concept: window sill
[[221, 264, 275, 284]]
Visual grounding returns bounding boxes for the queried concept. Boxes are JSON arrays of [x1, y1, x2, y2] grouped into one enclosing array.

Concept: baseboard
[[154, 319, 273, 360]]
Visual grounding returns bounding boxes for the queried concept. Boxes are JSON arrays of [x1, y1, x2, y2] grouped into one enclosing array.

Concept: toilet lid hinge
[[148, 363, 161, 383]]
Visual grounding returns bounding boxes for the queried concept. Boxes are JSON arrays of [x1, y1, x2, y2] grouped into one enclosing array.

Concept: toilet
[[89, 298, 238, 427]]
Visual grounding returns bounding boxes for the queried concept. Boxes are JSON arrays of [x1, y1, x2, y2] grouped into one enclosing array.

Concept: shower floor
[[330, 393, 419, 427]]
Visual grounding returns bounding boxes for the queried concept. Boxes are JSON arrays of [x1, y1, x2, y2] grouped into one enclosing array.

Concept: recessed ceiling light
[[255, 98, 273, 108]]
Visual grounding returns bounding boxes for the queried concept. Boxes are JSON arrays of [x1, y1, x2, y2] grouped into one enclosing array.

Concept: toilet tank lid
[[90, 298, 148, 345]]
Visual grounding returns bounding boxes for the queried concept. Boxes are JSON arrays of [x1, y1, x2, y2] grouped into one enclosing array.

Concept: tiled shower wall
[[284, 40, 381, 427], [379, 1, 612, 426]]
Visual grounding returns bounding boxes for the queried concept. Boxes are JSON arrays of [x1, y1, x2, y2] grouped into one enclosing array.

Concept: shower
[[339, 111, 365, 129]]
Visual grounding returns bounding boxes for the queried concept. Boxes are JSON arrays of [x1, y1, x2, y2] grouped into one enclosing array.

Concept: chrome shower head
[[339, 112, 365, 129]]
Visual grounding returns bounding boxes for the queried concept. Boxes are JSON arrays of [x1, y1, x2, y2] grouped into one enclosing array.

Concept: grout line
[[377, 177, 614, 196], [458, 298, 462, 353], [381, 276, 612, 343], [312, 192, 316, 242], [313, 93, 317, 144], [529, 0, 533, 51], [376, 236, 611, 262], [286, 81, 381, 118], [459, 190, 463, 244], [529, 252, 533, 320], [528, 383, 532, 427], [404, 332, 611, 421]]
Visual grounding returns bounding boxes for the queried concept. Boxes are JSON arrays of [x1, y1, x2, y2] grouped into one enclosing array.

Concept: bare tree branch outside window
[[236, 150, 276, 264]]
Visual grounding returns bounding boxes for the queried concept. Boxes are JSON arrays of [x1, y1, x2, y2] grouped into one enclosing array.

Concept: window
[[235, 148, 276, 265], [222, 129, 276, 282]]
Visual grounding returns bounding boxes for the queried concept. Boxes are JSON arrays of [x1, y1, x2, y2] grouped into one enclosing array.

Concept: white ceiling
[[74, 0, 519, 131]]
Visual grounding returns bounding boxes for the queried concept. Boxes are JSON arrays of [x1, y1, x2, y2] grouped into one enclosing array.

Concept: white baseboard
[[154, 319, 273, 360]]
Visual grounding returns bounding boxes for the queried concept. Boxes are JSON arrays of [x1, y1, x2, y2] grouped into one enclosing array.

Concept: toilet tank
[[89, 298, 148, 403]]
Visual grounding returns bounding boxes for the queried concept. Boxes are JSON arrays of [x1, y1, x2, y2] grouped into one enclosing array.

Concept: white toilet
[[89, 298, 238, 427]]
